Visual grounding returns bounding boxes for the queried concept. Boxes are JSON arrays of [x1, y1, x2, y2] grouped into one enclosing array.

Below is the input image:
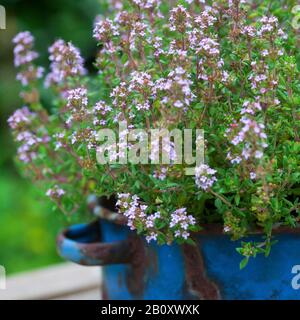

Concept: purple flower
[[16, 66, 44, 86], [169, 208, 196, 241], [132, 0, 161, 10], [67, 87, 88, 109], [7, 107, 35, 130], [46, 186, 65, 199], [146, 232, 158, 243], [45, 40, 86, 87], [195, 164, 217, 191], [227, 115, 268, 163], [13, 31, 39, 67], [250, 172, 257, 180], [153, 167, 167, 180], [169, 5, 192, 32], [93, 18, 119, 43]]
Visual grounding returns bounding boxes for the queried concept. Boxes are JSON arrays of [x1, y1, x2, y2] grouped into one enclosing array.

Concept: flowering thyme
[[7, 106, 34, 130], [153, 167, 167, 181], [92, 101, 112, 126], [226, 116, 268, 164], [13, 31, 44, 87], [169, 5, 192, 33], [153, 68, 195, 112], [117, 194, 197, 243], [46, 186, 65, 199], [170, 208, 196, 240], [117, 193, 148, 231], [195, 165, 217, 191], [13, 31, 38, 67], [93, 18, 119, 43], [7, 107, 49, 163], [8, 1, 300, 254], [45, 40, 86, 87]]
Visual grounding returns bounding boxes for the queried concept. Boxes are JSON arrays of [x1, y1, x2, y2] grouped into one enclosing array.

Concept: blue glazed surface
[[199, 234, 300, 300], [58, 220, 300, 300], [101, 220, 186, 300]]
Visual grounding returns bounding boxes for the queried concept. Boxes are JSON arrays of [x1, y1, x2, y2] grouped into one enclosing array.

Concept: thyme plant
[[8, 0, 300, 267]]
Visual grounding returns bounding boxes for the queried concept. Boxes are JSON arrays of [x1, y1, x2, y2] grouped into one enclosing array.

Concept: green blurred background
[[0, 0, 104, 275]]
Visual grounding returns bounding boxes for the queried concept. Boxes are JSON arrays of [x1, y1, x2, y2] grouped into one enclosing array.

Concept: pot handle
[[57, 220, 135, 266]]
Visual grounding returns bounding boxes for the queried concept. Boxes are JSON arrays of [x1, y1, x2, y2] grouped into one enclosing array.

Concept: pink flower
[[7, 107, 34, 130], [13, 31, 38, 67], [195, 165, 217, 191], [45, 40, 86, 87], [46, 186, 65, 199]]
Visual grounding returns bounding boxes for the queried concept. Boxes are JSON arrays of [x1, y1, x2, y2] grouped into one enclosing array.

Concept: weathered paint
[[199, 234, 300, 299], [57, 221, 134, 266], [57, 220, 300, 300], [182, 243, 220, 299]]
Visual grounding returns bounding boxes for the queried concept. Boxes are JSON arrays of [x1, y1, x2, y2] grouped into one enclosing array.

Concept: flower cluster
[[53, 132, 66, 150], [12, 31, 44, 87], [132, 0, 161, 10], [15, 131, 43, 163], [153, 68, 195, 112], [71, 128, 97, 150], [240, 99, 262, 116], [169, 5, 191, 33], [129, 21, 148, 51], [92, 101, 112, 126], [150, 36, 164, 58], [117, 194, 197, 243], [227, 117, 268, 162], [150, 136, 177, 163], [16, 65, 44, 87], [13, 31, 38, 67], [65, 87, 89, 125], [153, 167, 167, 181], [117, 193, 148, 230], [93, 18, 119, 43], [258, 16, 286, 39], [67, 87, 88, 109], [107, 0, 123, 11], [226, 97, 269, 168], [46, 186, 65, 199], [45, 40, 86, 87], [194, 6, 217, 30], [187, 6, 228, 98], [249, 61, 279, 98], [7, 107, 48, 163], [170, 208, 196, 240], [195, 165, 217, 191], [7, 106, 34, 130], [129, 71, 153, 93]]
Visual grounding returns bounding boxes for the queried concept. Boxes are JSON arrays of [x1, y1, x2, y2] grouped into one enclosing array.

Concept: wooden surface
[[0, 263, 102, 300]]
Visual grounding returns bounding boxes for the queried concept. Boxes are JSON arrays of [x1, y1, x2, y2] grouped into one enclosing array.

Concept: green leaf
[[234, 194, 240, 206], [240, 257, 249, 270]]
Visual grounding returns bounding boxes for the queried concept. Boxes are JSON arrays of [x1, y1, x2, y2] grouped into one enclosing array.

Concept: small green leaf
[[234, 194, 240, 206], [240, 257, 249, 270]]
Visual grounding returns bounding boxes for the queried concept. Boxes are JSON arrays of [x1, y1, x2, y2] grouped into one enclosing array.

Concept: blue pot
[[57, 217, 300, 300]]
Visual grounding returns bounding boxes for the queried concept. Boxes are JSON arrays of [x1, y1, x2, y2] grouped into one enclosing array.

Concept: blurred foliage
[[0, 0, 104, 274], [0, 172, 63, 274]]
